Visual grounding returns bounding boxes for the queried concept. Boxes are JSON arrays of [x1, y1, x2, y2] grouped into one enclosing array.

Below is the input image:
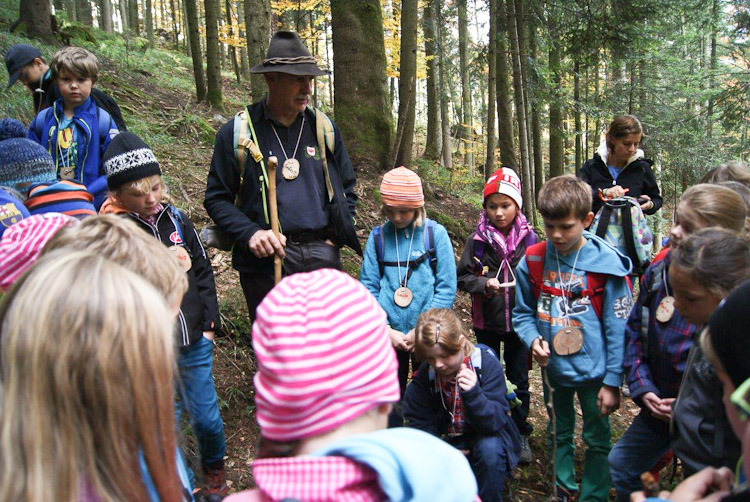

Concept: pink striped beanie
[[379, 166, 424, 208], [252, 269, 400, 441], [0, 213, 76, 291]]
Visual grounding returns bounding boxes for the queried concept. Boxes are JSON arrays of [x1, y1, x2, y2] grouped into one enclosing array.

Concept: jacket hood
[[99, 196, 130, 214], [596, 139, 644, 167], [551, 230, 632, 277]]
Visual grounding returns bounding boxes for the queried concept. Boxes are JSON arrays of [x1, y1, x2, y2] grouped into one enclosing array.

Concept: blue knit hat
[[0, 118, 56, 195]]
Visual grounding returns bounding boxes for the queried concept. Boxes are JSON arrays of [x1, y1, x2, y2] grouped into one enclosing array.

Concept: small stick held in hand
[[640, 472, 659, 498], [267, 156, 282, 284]]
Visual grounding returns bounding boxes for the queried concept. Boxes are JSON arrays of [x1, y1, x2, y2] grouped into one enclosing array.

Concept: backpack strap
[[525, 241, 547, 301], [33, 107, 52, 141], [97, 106, 114, 144], [619, 200, 641, 272], [232, 106, 271, 225], [373, 224, 385, 276], [167, 205, 186, 244], [374, 221, 438, 276], [595, 204, 613, 239], [423, 219, 438, 274], [525, 241, 607, 319], [313, 106, 335, 202]]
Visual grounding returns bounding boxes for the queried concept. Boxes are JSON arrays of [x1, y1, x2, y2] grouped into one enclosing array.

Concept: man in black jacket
[[204, 31, 360, 323]]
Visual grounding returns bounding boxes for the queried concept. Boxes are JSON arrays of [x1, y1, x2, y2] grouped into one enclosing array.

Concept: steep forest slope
[[0, 29, 653, 500]]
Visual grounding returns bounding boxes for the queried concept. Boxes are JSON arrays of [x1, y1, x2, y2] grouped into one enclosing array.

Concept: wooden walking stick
[[267, 156, 282, 284], [539, 337, 562, 502]]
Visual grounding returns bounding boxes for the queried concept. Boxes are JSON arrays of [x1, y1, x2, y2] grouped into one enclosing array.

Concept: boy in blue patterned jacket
[[27, 47, 118, 209], [513, 175, 633, 502]]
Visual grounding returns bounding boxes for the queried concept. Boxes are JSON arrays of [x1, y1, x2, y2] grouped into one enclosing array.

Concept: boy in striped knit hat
[[360, 167, 457, 423], [226, 269, 478, 502]]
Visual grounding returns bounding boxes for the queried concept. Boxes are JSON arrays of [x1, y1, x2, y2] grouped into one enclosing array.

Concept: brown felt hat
[[249, 31, 328, 76]]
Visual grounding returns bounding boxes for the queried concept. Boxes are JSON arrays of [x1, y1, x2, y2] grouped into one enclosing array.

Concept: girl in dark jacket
[[457, 167, 536, 464], [404, 308, 520, 502], [578, 115, 662, 216]]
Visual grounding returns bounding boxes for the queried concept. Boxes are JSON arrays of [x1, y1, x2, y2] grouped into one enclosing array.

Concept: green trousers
[[543, 376, 612, 502]]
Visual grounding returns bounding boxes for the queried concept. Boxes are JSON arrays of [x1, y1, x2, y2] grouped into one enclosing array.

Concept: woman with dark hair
[[578, 115, 662, 216]]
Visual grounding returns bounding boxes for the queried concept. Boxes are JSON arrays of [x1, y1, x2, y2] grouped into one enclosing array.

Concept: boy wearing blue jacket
[[513, 175, 633, 502], [27, 47, 118, 209]]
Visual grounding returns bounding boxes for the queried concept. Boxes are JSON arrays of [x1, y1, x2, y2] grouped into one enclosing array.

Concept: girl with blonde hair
[[403, 308, 520, 502], [611, 185, 748, 501], [0, 251, 191, 501]]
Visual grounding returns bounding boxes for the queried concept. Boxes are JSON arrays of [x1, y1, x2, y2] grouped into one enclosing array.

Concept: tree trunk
[[707, 0, 718, 138], [128, 0, 138, 34], [237, 0, 249, 78], [394, 0, 417, 168], [184, 0, 206, 101], [528, 5, 543, 196], [77, 0, 94, 25], [101, 0, 113, 32], [457, 0, 473, 172], [547, 3, 563, 178], [145, 0, 154, 46], [436, 0, 452, 171], [118, 0, 127, 30], [514, 0, 532, 189], [170, 0, 179, 50], [204, 0, 224, 110], [422, 0, 441, 161], [485, 0, 497, 178], [574, 57, 582, 171], [225, 0, 241, 84], [20, 0, 55, 42], [495, 0, 515, 168], [506, 0, 532, 219], [330, 0, 392, 168], [244, 0, 271, 102]]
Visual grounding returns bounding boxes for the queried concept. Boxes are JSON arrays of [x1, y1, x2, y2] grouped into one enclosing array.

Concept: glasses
[[730, 377, 750, 421]]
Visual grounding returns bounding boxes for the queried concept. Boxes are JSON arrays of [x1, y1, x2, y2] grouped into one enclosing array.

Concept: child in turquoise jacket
[[513, 175, 632, 502], [360, 167, 457, 404]]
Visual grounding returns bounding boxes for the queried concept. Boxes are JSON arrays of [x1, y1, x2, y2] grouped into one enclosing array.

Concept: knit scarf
[[436, 356, 475, 436], [475, 210, 533, 261]]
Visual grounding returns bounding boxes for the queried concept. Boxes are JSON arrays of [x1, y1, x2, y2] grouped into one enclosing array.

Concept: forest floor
[[5, 37, 681, 500]]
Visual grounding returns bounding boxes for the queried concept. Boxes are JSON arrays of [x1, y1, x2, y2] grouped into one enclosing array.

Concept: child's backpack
[[590, 195, 653, 275], [525, 241, 608, 319], [90, 88, 127, 131], [372, 219, 438, 275]]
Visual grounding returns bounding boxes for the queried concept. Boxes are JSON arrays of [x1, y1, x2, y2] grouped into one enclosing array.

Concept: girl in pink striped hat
[[360, 167, 457, 423], [225, 269, 478, 502]]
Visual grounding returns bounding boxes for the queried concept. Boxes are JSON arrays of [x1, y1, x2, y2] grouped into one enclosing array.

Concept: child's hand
[[457, 363, 477, 391], [642, 392, 673, 421], [485, 278, 501, 296], [630, 467, 733, 502], [388, 327, 409, 351], [597, 385, 620, 416], [202, 331, 215, 342], [531, 338, 550, 366], [403, 329, 415, 352]]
